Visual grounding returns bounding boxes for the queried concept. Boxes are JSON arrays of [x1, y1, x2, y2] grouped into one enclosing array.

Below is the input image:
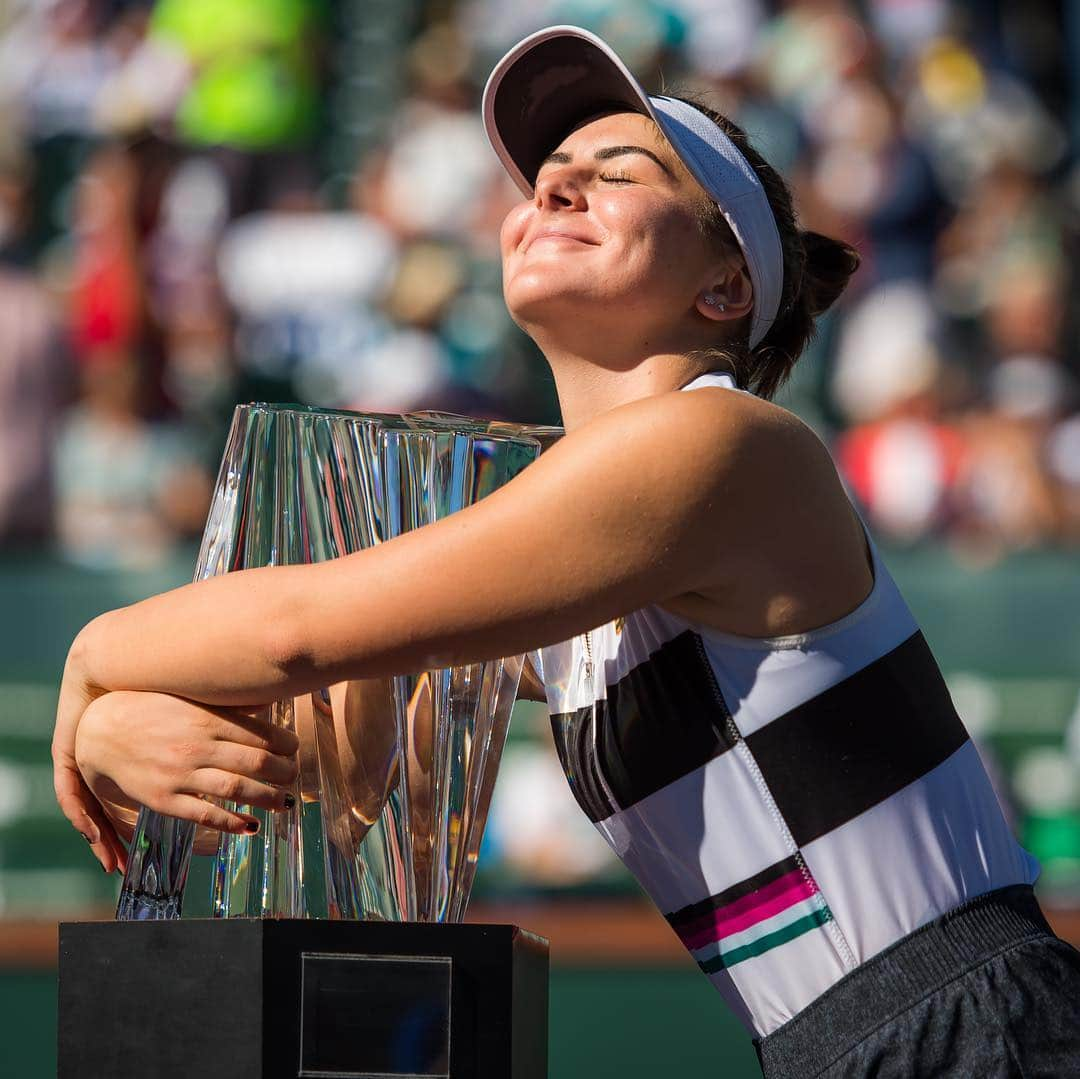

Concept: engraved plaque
[[300, 953, 452, 1078]]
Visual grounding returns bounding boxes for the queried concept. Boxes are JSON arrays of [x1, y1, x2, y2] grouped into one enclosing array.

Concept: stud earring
[[704, 296, 726, 311]]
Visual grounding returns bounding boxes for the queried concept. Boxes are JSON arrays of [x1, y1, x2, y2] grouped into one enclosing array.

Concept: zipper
[[694, 632, 741, 747]]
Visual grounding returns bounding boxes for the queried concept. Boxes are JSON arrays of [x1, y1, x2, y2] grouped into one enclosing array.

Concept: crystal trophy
[[115, 403, 560, 923]]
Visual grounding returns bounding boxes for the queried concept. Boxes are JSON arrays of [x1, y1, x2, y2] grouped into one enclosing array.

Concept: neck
[[544, 348, 709, 432], [523, 313, 722, 430]]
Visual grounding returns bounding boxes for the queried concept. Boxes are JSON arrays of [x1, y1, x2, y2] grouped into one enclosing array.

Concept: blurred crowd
[[0, 0, 1078, 569]]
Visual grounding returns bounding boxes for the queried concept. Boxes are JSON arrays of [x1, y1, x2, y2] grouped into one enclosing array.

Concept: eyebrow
[[537, 145, 676, 177]]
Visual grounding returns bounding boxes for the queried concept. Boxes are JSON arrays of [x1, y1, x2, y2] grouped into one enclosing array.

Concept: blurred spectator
[[218, 188, 400, 407], [1, 0, 115, 141], [803, 71, 948, 285], [53, 350, 209, 569], [833, 282, 964, 541], [68, 143, 142, 364], [144, 155, 235, 440], [0, 153, 70, 544]]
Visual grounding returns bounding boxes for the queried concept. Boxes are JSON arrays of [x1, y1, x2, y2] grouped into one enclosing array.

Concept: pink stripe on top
[[678, 871, 818, 949]]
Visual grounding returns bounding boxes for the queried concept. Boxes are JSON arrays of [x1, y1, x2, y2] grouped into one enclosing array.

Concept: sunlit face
[[500, 111, 732, 343]]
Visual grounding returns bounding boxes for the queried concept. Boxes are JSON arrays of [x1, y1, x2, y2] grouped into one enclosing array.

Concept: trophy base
[[58, 919, 549, 1079]]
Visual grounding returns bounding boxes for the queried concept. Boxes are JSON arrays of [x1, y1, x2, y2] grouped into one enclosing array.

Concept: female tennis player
[[53, 26, 1080, 1077]]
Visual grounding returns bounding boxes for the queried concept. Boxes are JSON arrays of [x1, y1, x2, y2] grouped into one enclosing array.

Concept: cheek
[[603, 201, 704, 279], [651, 210, 705, 267], [499, 201, 533, 258]]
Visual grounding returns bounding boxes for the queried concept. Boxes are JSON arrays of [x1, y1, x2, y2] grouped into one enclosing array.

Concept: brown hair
[[672, 97, 861, 400]]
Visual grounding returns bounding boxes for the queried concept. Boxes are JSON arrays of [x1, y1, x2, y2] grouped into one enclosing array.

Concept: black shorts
[[755, 885, 1080, 1078]]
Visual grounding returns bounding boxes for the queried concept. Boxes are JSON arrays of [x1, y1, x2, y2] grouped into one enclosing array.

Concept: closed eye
[[599, 170, 634, 183]]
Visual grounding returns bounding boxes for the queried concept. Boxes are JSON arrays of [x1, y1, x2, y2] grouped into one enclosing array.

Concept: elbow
[[260, 600, 317, 693], [67, 611, 115, 692]]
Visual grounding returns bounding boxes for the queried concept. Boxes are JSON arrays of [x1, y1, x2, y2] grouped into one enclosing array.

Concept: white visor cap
[[482, 25, 784, 350]]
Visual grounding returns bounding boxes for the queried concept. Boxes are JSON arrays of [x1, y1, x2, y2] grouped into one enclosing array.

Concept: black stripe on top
[[550, 630, 738, 822], [665, 855, 803, 928], [746, 630, 970, 848], [551, 701, 616, 824]]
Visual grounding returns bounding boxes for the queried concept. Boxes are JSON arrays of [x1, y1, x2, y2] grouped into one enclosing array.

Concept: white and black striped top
[[540, 372, 1038, 1037]]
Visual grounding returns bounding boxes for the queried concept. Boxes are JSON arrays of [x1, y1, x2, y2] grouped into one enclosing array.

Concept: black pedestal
[[58, 920, 549, 1079]]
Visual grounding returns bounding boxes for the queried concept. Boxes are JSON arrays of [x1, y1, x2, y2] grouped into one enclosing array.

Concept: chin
[[505, 265, 614, 319], [505, 281, 589, 328]]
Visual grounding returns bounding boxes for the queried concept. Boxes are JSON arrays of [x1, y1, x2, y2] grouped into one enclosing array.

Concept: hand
[[86, 780, 254, 860], [53, 628, 127, 873], [71, 690, 300, 871]]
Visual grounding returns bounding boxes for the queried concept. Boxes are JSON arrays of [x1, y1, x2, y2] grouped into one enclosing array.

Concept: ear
[[695, 264, 754, 323]]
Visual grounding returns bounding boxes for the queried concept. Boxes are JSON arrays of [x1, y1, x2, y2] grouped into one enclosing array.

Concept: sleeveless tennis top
[[539, 371, 1039, 1038]]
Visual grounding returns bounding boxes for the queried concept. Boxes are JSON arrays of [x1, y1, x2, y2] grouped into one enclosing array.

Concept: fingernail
[[244, 820, 260, 834], [283, 793, 296, 810], [102, 864, 112, 874], [81, 833, 94, 844]]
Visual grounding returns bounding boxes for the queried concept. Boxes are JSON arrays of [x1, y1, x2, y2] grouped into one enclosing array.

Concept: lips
[[521, 226, 600, 254]]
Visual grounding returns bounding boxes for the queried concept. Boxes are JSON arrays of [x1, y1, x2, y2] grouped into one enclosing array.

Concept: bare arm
[[70, 388, 772, 704], [54, 388, 787, 857]]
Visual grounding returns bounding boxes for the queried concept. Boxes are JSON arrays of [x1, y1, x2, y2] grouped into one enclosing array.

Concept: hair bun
[[801, 231, 861, 316]]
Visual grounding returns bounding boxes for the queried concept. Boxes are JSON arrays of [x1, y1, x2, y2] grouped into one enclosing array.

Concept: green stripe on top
[[699, 905, 833, 973]]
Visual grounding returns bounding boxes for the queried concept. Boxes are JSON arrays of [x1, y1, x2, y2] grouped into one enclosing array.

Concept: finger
[[185, 768, 295, 813], [166, 795, 263, 836], [100, 818, 130, 875], [208, 710, 300, 757], [71, 794, 122, 874], [99, 825, 128, 877], [202, 742, 300, 788], [55, 764, 119, 872], [83, 798, 127, 874], [56, 761, 132, 876]]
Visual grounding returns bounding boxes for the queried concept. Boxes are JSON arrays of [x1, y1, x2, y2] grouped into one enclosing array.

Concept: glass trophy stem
[[116, 810, 196, 920]]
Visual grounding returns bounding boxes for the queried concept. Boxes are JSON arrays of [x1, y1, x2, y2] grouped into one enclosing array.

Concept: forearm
[[79, 562, 320, 707], [76, 529, 528, 708]]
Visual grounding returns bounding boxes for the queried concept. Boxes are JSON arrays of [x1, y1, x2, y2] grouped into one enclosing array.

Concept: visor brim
[[482, 26, 656, 197]]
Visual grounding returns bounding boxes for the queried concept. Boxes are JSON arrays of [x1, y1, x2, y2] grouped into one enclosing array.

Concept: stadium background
[[0, 0, 1079, 1074]]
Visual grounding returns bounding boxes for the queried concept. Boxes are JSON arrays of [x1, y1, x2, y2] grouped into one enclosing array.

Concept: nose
[[533, 168, 587, 211]]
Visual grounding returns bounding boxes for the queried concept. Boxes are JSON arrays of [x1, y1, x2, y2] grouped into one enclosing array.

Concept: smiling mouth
[[523, 234, 597, 253]]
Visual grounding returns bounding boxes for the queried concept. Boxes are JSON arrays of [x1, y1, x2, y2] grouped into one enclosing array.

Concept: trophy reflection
[[116, 403, 558, 923]]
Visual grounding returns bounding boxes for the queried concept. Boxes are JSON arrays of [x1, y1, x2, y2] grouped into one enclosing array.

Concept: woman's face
[[500, 110, 733, 348]]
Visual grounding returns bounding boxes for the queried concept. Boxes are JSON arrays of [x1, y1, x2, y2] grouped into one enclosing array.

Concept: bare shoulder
[[634, 389, 873, 635], [655, 386, 849, 516], [539, 385, 842, 553], [567, 385, 832, 493], [561, 383, 815, 456]]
